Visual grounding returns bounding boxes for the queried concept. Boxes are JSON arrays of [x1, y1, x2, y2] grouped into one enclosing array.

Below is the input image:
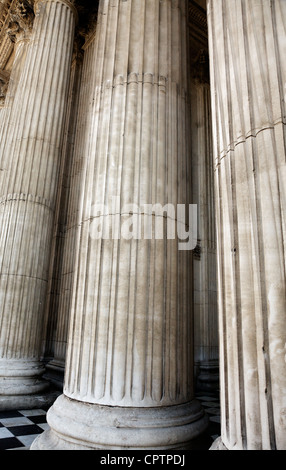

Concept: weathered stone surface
[[0, 0, 76, 405], [32, 394, 208, 450], [32, 0, 208, 450], [0, 0, 284, 452], [207, 0, 286, 450]]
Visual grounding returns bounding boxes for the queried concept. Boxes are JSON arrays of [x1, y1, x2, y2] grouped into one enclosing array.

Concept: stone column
[[191, 83, 218, 393], [32, 0, 208, 450], [4, 2, 34, 105], [0, 0, 76, 409], [207, 0, 286, 450], [187, 1, 219, 396], [0, 2, 34, 205], [1, 33, 29, 111], [43, 44, 84, 389]]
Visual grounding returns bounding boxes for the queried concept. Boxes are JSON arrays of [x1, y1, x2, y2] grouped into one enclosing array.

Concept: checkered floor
[[0, 393, 220, 450], [0, 408, 49, 450]]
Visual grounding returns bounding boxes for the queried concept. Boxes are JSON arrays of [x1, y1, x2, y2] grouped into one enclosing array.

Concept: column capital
[[0, 75, 9, 107], [34, 0, 78, 21], [7, 1, 34, 43]]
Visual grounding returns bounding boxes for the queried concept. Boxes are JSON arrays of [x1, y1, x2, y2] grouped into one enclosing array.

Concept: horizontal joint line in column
[[0, 193, 53, 210], [0, 273, 48, 283], [84, 212, 191, 225], [215, 120, 286, 167], [96, 74, 170, 89]]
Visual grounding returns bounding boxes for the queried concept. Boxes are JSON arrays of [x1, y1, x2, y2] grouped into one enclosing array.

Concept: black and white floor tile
[[0, 394, 220, 450], [0, 408, 49, 450]]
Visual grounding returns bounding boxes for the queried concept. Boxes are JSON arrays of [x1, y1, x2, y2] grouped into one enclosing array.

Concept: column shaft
[[191, 83, 218, 392], [44, 51, 84, 389], [207, 0, 286, 450], [0, 0, 76, 407], [32, 0, 208, 450], [0, 29, 32, 194]]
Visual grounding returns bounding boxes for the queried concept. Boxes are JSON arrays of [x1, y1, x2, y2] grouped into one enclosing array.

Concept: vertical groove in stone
[[208, 0, 286, 450], [64, 0, 193, 408], [0, 0, 75, 386]]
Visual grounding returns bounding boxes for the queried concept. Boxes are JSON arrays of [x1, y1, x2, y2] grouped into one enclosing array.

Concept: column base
[[31, 394, 209, 450], [0, 388, 61, 411], [0, 358, 60, 410], [209, 436, 228, 450], [196, 361, 219, 393]]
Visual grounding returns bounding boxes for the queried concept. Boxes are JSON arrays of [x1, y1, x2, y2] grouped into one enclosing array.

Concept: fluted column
[[43, 48, 84, 389], [191, 83, 218, 393], [0, 0, 76, 409], [0, 37, 28, 130], [0, 40, 29, 206], [32, 0, 208, 450], [0, 3, 34, 173], [207, 0, 286, 450]]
